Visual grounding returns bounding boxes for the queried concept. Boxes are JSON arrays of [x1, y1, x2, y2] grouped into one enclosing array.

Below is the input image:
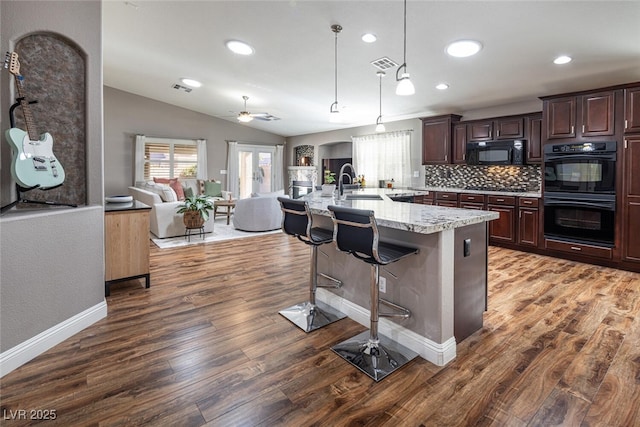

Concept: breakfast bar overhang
[[299, 188, 499, 366]]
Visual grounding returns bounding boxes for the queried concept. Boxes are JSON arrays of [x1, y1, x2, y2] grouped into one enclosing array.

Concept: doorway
[[237, 146, 274, 199]]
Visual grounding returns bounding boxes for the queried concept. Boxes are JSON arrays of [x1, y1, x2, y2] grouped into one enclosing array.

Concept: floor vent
[[371, 57, 399, 71], [172, 84, 192, 93]]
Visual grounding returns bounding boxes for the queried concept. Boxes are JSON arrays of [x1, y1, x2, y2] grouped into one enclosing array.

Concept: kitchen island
[[299, 188, 499, 366]]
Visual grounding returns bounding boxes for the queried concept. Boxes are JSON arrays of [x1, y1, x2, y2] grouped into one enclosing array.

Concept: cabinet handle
[[625, 139, 628, 149], [571, 125, 575, 134], [489, 130, 493, 139], [468, 197, 475, 200], [582, 125, 585, 134], [570, 246, 582, 251], [496, 198, 505, 202], [523, 200, 532, 205], [625, 119, 628, 129], [497, 129, 500, 137]]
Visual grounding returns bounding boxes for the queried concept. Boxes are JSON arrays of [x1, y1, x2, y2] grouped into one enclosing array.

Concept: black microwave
[[466, 139, 526, 166]]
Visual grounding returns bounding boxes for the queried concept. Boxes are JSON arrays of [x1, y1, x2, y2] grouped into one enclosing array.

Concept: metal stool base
[[279, 300, 347, 333], [331, 330, 418, 382]]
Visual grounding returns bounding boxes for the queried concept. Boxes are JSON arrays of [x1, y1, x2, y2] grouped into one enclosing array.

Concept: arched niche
[[11, 32, 86, 206]]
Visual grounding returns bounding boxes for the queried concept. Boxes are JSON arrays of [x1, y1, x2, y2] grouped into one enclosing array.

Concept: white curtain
[[196, 139, 208, 180], [274, 144, 284, 191], [352, 130, 412, 188], [226, 141, 240, 198], [134, 134, 146, 183]]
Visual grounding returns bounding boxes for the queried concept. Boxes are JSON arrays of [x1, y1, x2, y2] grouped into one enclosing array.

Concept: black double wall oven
[[543, 141, 616, 247]]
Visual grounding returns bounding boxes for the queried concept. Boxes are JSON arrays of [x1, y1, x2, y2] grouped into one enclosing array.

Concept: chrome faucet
[[338, 163, 357, 197]]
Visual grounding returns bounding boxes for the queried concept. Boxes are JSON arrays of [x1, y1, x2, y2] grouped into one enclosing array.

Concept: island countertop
[[299, 188, 499, 235]]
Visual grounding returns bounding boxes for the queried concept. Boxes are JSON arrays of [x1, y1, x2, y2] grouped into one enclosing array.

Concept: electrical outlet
[[220, 169, 227, 175], [379, 276, 386, 293], [413, 170, 420, 178]]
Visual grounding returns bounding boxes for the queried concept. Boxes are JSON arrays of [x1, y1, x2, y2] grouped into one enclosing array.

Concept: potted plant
[[324, 169, 336, 184], [177, 195, 215, 228]]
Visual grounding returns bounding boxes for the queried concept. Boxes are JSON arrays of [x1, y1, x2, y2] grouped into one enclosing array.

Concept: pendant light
[[329, 24, 342, 123], [375, 71, 386, 132], [396, 0, 415, 96]]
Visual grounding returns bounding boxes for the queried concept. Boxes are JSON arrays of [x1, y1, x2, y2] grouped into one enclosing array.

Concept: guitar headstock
[[4, 51, 21, 77]]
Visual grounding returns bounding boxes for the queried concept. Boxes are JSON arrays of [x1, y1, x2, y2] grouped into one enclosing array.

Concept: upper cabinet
[[526, 113, 543, 163], [421, 114, 462, 164], [543, 90, 618, 140], [624, 87, 640, 133], [467, 117, 524, 141]]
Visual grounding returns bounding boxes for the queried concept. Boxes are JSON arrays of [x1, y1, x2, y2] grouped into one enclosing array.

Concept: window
[[143, 138, 198, 180], [135, 135, 207, 183], [352, 130, 412, 188]]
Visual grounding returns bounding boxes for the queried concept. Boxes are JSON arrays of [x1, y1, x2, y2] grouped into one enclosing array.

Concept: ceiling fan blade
[[252, 114, 280, 121]]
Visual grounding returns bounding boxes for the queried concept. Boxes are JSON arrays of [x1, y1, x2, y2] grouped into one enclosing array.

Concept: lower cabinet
[[487, 196, 517, 244], [517, 197, 539, 247]]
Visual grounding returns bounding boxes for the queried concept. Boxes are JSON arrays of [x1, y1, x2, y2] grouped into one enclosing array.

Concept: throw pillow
[[183, 186, 194, 199], [154, 177, 185, 201], [204, 181, 222, 198], [197, 179, 220, 195]]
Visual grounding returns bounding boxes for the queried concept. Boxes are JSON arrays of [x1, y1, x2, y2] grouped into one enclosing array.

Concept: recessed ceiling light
[[226, 40, 254, 55], [180, 78, 202, 88], [446, 40, 482, 58], [436, 83, 449, 90], [553, 55, 572, 65], [362, 33, 377, 43]]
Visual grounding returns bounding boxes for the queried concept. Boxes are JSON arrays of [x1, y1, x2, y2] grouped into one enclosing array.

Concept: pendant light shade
[[375, 71, 386, 132], [396, 0, 415, 96], [329, 24, 343, 123]]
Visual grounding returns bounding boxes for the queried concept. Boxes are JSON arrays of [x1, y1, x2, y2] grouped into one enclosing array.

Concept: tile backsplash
[[424, 165, 541, 191]]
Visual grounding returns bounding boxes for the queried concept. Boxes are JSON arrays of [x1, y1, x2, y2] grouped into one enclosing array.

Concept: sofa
[[232, 190, 288, 232], [128, 178, 230, 238]]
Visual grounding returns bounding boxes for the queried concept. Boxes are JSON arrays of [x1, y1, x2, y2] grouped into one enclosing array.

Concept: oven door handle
[[544, 198, 615, 211], [544, 153, 616, 162]]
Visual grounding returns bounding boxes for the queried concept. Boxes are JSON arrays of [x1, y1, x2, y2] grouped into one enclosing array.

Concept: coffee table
[[214, 200, 236, 225]]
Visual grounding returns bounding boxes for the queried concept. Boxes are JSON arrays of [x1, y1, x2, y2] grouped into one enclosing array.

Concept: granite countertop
[[300, 188, 499, 235], [411, 186, 541, 198]]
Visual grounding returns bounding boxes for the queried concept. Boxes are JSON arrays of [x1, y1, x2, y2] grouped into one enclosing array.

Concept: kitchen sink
[[345, 194, 383, 200]]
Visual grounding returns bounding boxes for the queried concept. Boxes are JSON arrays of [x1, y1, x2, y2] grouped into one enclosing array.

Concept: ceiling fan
[[235, 96, 280, 122]]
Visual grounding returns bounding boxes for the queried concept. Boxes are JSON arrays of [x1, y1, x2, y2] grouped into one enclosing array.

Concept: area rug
[[151, 217, 281, 249]]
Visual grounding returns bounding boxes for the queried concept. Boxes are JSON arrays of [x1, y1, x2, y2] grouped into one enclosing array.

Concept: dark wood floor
[[1, 233, 639, 426]]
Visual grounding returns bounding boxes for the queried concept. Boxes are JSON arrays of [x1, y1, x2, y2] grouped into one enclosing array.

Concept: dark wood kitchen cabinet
[[543, 91, 616, 140], [518, 197, 539, 247], [467, 117, 524, 142], [624, 87, 640, 133], [435, 191, 458, 207], [526, 114, 543, 163], [421, 114, 462, 164], [453, 124, 467, 164], [623, 135, 640, 263], [459, 193, 485, 210], [487, 195, 516, 244]]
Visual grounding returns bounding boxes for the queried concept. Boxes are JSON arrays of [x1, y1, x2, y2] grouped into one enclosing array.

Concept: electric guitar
[[4, 51, 65, 189]]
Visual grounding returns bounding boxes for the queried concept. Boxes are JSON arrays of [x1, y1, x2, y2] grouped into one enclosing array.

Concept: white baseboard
[[317, 288, 457, 366], [0, 301, 107, 377]]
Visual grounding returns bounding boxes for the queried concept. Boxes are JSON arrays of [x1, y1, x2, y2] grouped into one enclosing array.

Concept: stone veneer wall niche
[[294, 145, 314, 166], [424, 165, 541, 192], [13, 33, 86, 206]]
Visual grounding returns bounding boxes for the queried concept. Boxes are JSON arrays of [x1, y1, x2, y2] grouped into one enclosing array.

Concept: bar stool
[[328, 205, 419, 381], [277, 197, 347, 332]]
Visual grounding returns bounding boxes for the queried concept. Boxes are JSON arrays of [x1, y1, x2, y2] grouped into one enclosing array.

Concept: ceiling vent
[[172, 83, 192, 93], [370, 57, 399, 71]]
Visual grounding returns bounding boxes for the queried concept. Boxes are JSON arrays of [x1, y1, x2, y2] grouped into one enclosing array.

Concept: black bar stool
[[328, 204, 419, 381], [277, 197, 347, 332]]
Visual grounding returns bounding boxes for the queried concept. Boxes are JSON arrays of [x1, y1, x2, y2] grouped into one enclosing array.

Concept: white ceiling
[[102, 1, 640, 138]]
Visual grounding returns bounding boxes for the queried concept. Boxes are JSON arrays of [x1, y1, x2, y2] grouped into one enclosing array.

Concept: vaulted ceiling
[[103, 1, 640, 137]]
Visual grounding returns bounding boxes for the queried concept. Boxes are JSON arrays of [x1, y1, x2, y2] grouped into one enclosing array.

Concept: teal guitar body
[[5, 127, 65, 189], [4, 51, 66, 190]]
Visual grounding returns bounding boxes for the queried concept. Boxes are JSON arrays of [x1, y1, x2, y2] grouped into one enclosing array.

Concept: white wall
[[0, 0, 104, 372], [103, 87, 286, 196]]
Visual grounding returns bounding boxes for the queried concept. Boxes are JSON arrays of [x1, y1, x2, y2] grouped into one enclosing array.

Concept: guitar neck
[[14, 76, 40, 141]]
